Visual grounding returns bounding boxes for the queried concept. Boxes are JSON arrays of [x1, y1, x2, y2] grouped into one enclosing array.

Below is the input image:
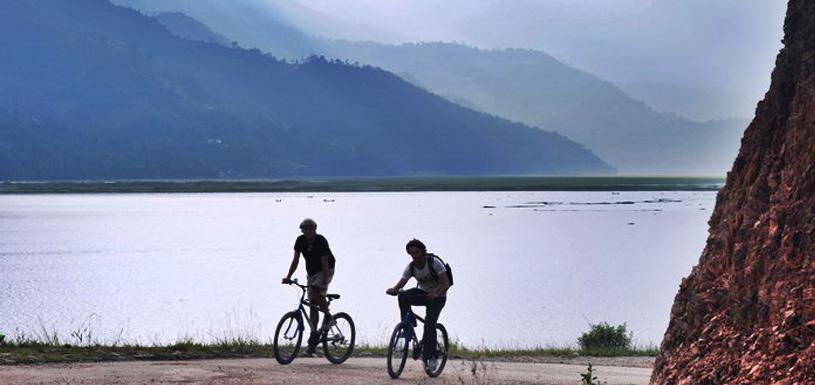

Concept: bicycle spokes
[[273, 312, 303, 365], [323, 312, 355, 364], [425, 324, 449, 377], [387, 325, 410, 379]]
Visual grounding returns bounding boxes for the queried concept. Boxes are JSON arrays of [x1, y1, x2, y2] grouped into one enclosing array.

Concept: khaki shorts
[[307, 268, 334, 299]]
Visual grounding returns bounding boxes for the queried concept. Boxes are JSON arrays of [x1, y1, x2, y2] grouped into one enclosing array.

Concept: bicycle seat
[[327, 294, 340, 300]]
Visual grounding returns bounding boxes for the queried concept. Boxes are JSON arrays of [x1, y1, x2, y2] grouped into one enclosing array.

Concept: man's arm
[[282, 251, 300, 282], [427, 272, 449, 299], [320, 254, 330, 274], [386, 278, 409, 295]]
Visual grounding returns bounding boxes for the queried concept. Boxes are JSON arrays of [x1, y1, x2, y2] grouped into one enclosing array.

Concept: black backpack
[[410, 253, 454, 286]]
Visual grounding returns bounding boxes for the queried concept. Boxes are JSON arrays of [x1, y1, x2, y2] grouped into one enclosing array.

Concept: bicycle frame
[[275, 278, 355, 365], [386, 291, 448, 378], [281, 280, 333, 337], [401, 310, 425, 340]]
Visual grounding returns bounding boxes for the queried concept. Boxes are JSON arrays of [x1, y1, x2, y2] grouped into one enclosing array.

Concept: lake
[[0, 191, 715, 349]]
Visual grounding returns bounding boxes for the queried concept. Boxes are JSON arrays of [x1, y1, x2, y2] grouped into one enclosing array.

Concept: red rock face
[[651, 1, 815, 384]]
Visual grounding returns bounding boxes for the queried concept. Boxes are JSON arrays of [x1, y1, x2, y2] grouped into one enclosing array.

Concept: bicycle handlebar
[[386, 288, 404, 297], [282, 278, 308, 290]]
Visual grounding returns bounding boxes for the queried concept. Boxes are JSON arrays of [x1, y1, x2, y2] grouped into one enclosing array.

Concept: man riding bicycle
[[385, 239, 450, 372], [282, 218, 336, 356]]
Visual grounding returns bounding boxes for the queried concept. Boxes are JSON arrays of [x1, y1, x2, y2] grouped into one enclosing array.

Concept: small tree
[[578, 322, 632, 352], [580, 363, 604, 385]]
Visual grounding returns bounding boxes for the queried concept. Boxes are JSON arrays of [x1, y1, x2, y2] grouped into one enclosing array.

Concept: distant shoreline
[[0, 176, 725, 194]]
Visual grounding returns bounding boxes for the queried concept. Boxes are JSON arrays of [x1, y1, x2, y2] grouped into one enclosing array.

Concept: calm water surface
[[0, 191, 714, 348]]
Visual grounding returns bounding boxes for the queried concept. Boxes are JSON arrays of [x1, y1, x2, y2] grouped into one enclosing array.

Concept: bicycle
[[385, 291, 449, 378], [273, 278, 356, 365]]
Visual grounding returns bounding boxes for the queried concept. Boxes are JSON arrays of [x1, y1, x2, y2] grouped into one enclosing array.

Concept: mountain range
[[0, 0, 611, 180], [117, 0, 750, 175]]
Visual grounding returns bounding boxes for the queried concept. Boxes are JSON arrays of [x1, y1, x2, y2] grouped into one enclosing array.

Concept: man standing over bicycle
[[283, 218, 336, 356], [385, 239, 450, 372]]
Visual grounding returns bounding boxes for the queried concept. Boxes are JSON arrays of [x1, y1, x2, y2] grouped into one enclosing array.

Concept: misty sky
[[281, 0, 787, 101]]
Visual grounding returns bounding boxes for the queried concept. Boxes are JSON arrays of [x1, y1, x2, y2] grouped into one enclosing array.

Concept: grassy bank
[[0, 176, 724, 194], [0, 339, 657, 365]]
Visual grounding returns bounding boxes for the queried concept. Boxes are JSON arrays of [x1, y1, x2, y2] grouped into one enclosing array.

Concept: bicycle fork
[[283, 313, 305, 341], [402, 313, 425, 361]]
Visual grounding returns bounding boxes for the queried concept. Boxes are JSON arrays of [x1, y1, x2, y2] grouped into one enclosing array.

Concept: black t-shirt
[[294, 234, 336, 276]]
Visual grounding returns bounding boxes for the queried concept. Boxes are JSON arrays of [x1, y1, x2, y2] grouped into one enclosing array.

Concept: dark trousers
[[398, 288, 446, 359]]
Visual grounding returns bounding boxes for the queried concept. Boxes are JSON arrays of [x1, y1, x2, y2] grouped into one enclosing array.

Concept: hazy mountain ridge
[[154, 12, 231, 46], [273, 0, 783, 122], [142, 4, 747, 175], [318, 42, 750, 175], [0, 0, 612, 180]]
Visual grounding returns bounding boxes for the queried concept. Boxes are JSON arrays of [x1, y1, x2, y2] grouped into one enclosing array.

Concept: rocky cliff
[[651, 1, 815, 384]]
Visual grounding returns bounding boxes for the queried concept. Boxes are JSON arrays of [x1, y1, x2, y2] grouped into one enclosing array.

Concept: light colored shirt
[[402, 256, 447, 295]]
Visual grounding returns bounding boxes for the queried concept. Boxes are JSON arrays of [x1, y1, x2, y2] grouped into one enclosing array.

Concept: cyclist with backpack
[[385, 239, 451, 372]]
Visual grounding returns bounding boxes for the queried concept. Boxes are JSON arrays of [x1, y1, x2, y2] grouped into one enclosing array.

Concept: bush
[[577, 322, 632, 351]]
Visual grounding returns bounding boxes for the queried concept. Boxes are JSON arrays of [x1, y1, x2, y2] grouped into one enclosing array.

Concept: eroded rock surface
[[651, 1, 815, 384]]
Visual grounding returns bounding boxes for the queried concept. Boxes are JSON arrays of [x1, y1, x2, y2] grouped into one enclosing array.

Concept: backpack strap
[[426, 254, 440, 281], [409, 254, 440, 281]]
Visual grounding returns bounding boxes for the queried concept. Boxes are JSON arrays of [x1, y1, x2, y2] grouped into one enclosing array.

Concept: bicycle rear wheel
[[322, 312, 355, 364], [273, 311, 302, 364], [386, 323, 409, 379], [424, 323, 449, 377]]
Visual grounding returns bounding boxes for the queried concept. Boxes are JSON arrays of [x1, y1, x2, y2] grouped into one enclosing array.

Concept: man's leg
[[398, 288, 428, 325], [423, 296, 446, 360], [306, 294, 320, 354], [319, 268, 334, 327], [306, 269, 335, 354], [306, 272, 326, 353]]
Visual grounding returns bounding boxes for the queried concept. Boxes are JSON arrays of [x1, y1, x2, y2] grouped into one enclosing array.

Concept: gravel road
[[0, 357, 653, 385]]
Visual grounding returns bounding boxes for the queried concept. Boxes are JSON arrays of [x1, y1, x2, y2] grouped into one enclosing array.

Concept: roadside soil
[[0, 357, 654, 385]]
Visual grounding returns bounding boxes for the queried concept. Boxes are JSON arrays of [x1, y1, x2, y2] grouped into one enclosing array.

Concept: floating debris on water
[[504, 198, 683, 209]]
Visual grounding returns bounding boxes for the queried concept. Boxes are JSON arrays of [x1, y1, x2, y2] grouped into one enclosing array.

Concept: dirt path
[[0, 357, 653, 385]]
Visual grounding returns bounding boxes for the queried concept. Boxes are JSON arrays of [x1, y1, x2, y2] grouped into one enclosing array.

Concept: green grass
[[444, 338, 658, 359], [0, 337, 658, 365], [1, 316, 659, 365]]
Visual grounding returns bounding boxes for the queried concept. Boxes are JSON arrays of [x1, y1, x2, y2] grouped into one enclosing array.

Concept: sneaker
[[304, 332, 319, 356], [426, 357, 438, 372]]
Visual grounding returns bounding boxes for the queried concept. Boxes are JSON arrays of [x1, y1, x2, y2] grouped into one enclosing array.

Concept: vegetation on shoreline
[[0, 338, 657, 365], [0, 176, 724, 194], [0, 316, 658, 365]]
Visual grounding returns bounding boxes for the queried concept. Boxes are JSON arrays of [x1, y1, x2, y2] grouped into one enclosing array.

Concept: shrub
[[577, 322, 632, 352]]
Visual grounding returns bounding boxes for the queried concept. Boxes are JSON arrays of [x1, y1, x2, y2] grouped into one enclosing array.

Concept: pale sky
[[281, 0, 786, 95]]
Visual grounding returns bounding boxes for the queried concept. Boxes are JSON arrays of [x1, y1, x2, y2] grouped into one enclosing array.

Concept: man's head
[[405, 238, 427, 262], [300, 218, 317, 238]]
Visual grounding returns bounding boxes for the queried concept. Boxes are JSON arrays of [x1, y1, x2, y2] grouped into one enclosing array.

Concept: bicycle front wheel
[[273, 311, 303, 364], [322, 312, 356, 364], [386, 323, 409, 379], [425, 323, 449, 377]]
